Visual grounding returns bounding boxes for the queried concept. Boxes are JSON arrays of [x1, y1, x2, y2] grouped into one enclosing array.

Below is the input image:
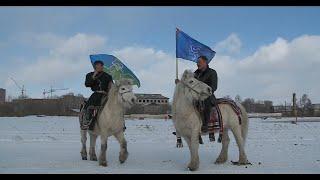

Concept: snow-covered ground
[[0, 116, 320, 174]]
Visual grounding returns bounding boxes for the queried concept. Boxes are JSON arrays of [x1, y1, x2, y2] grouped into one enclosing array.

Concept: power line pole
[[293, 93, 297, 124]]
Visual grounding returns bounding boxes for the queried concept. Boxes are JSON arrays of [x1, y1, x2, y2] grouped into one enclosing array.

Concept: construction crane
[[9, 77, 27, 99], [43, 86, 69, 99]]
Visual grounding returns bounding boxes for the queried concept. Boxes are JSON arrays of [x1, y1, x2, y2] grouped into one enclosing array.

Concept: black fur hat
[[93, 60, 104, 66]]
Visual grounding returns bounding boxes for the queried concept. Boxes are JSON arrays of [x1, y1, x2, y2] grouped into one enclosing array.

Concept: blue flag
[[176, 28, 216, 63], [90, 54, 141, 88]]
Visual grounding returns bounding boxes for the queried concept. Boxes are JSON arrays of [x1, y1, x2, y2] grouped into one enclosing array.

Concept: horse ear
[[181, 70, 187, 80], [182, 69, 193, 80]]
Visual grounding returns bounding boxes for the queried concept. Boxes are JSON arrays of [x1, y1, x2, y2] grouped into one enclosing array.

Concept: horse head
[[180, 69, 212, 102], [115, 78, 137, 108]]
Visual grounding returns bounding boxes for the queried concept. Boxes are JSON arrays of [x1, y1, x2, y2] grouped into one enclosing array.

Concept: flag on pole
[[89, 54, 141, 88], [176, 28, 216, 63]]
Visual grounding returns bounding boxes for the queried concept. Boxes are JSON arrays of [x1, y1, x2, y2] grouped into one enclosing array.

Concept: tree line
[[229, 94, 317, 117]]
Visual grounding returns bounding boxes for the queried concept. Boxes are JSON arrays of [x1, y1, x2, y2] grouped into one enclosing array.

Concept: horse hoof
[[188, 166, 198, 171], [119, 152, 128, 164], [90, 156, 97, 161], [90, 154, 97, 161], [187, 163, 199, 171], [99, 161, 107, 167], [215, 159, 227, 164]]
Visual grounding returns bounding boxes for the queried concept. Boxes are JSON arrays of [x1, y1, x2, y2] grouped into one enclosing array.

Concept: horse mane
[[181, 69, 194, 82], [173, 70, 195, 111]]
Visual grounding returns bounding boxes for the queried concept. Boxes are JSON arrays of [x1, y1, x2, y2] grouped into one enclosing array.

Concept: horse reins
[[180, 80, 210, 96]]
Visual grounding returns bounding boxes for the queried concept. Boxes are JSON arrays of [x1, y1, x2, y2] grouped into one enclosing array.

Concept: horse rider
[[175, 55, 218, 143], [194, 56, 218, 142], [83, 60, 113, 129]]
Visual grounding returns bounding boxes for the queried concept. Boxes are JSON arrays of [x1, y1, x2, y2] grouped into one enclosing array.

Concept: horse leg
[[231, 126, 249, 165], [183, 136, 193, 170], [215, 129, 230, 164], [80, 129, 87, 160], [99, 135, 108, 167], [89, 133, 98, 161], [114, 131, 129, 164], [186, 133, 200, 171]]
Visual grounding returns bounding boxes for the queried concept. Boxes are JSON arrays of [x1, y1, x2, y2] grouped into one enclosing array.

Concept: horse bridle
[[180, 78, 208, 95], [119, 89, 133, 96], [119, 88, 134, 103]]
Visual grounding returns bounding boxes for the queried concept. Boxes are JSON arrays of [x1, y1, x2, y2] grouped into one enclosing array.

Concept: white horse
[[80, 79, 137, 167], [172, 70, 250, 171]]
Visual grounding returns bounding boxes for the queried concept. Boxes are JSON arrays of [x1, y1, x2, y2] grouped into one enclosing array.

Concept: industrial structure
[[0, 88, 5, 104], [9, 77, 27, 99]]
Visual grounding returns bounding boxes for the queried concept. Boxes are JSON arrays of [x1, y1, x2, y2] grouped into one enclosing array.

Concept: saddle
[[198, 98, 242, 143], [79, 95, 108, 131], [79, 96, 127, 131], [79, 102, 101, 130]]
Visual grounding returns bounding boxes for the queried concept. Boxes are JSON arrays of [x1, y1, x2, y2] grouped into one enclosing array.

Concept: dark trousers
[[83, 92, 104, 129], [201, 95, 216, 128], [84, 92, 104, 109]]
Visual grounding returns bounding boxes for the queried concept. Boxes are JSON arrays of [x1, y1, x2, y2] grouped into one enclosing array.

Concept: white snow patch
[[0, 116, 319, 173]]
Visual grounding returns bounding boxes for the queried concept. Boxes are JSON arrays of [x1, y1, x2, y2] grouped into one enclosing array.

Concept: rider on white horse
[[194, 56, 218, 142], [175, 55, 218, 143], [82, 60, 113, 130]]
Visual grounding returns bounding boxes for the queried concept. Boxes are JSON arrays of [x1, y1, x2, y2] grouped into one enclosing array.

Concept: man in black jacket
[[83, 60, 113, 129], [174, 55, 218, 143], [194, 56, 218, 133]]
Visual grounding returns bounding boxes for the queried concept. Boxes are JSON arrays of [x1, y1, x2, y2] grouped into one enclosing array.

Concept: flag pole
[[176, 27, 178, 79], [176, 57, 178, 79]]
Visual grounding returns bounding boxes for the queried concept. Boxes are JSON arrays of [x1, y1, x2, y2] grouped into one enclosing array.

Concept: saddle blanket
[[207, 98, 242, 134], [79, 102, 101, 130]]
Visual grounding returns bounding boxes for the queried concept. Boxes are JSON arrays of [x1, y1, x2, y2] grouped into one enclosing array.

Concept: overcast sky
[[1, 6, 320, 105]]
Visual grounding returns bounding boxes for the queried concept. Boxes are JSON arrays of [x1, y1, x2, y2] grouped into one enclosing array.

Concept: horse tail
[[238, 103, 249, 145]]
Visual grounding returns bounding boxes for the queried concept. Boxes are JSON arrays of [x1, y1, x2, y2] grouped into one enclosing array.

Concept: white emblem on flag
[[190, 45, 201, 60]]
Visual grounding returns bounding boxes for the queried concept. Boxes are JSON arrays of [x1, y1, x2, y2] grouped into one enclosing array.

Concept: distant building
[[135, 94, 169, 105], [126, 94, 170, 115], [0, 88, 5, 104], [312, 104, 320, 116], [273, 105, 292, 113], [312, 104, 320, 111], [60, 93, 86, 110]]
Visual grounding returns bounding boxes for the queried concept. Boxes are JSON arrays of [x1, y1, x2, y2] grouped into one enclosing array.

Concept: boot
[[218, 133, 223, 143], [201, 125, 208, 133], [209, 133, 215, 142], [88, 110, 97, 130], [83, 109, 92, 126], [199, 135, 204, 144], [123, 122, 127, 131]]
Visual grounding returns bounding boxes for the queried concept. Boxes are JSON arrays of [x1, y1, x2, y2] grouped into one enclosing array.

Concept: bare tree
[[242, 98, 255, 113], [301, 94, 313, 116], [235, 95, 242, 103]]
